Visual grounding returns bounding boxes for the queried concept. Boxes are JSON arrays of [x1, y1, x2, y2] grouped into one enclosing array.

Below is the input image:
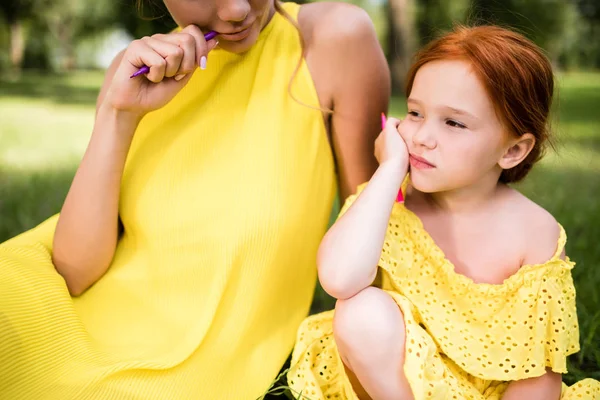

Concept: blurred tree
[[32, 0, 116, 71], [385, 0, 593, 86], [575, 0, 600, 21], [386, 0, 469, 93], [572, 0, 600, 68], [470, 0, 576, 66], [387, 0, 417, 92], [416, 0, 470, 45], [4, 0, 599, 73], [0, 0, 34, 72]]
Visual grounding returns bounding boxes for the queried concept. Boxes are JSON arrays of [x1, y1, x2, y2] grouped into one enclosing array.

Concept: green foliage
[[35, 0, 117, 69], [469, 0, 578, 65], [0, 0, 35, 24], [416, 0, 470, 45]]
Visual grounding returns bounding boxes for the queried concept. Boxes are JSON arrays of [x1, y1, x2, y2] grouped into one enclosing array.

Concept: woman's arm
[[52, 53, 139, 297], [300, 2, 390, 200], [53, 27, 217, 296]]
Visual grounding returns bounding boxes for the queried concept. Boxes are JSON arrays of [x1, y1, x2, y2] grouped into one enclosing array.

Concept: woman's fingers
[[141, 36, 185, 79], [180, 25, 209, 68], [126, 39, 169, 83], [152, 32, 198, 79], [128, 27, 218, 83]]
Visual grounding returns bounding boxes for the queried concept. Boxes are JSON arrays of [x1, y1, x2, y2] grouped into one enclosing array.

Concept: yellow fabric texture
[[288, 181, 600, 399], [0, 3, 337, 399]]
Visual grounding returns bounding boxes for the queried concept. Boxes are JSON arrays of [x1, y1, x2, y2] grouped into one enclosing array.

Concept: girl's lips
[[409, 154, 435, 169]]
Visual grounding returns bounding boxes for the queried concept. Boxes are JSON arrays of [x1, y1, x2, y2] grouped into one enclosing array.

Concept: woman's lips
[[218, 23, 254, 41]]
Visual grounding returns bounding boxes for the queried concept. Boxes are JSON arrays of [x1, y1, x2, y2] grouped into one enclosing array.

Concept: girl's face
[[399, 59, 526, 193], [164, 0, 275, 53]]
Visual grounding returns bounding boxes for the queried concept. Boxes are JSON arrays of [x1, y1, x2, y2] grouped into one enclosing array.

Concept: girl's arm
[[502, 369, 562, 400], [318, 118, 408, 300], [296, 4, 407, 299]]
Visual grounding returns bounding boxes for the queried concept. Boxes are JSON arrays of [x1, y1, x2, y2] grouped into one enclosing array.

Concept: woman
[[0, 0, 389, 398]]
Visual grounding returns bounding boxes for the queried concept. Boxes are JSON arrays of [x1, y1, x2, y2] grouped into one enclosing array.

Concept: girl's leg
[[333, 287, 414, 400]]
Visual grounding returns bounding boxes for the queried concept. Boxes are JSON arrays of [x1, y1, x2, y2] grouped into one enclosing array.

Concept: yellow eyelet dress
[[288, 181, 600, 400], [0, 3, 337, 399]]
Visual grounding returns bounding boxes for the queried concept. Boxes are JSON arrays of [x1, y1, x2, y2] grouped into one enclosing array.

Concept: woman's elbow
[[52, 254, 96, 297], [65, 281, 87, 297]]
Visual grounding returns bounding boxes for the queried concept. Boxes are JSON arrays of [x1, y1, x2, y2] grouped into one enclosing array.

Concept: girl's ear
[[498, 133, 536, 170]]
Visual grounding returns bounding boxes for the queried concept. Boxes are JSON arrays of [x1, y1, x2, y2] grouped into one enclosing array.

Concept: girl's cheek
[[399, 119, 416, 142]]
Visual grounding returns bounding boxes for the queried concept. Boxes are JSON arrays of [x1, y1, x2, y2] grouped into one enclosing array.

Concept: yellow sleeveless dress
[[288, 181, 600, 400], [0, 3, 336, 399]]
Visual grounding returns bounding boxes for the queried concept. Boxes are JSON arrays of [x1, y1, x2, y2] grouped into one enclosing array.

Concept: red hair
[[405, 25, 555, 183]]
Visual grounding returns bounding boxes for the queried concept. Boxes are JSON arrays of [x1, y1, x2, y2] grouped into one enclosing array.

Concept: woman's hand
[[103, 25, 218, 118]]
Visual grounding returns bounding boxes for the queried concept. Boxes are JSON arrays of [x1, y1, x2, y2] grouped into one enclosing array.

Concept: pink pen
[[130, 30, 218, 78], [381, 112, 404, 203]]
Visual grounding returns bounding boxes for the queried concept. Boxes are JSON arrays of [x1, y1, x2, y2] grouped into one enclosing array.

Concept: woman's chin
[[217, 29, 260, 54]]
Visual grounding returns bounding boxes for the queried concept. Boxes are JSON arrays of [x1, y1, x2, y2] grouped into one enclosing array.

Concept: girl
[[287, 25, 600, 400], [0, 0, 389, 398]]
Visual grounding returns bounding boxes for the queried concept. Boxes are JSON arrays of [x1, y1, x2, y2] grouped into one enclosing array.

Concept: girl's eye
[[408, 110, 422, 118], [446, 119, 467, 129]]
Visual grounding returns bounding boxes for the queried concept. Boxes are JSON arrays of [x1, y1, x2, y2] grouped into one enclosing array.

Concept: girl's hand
[[374, 117, 409, 171]]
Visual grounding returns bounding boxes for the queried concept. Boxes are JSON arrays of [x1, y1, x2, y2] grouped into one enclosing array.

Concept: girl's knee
[[333, 287, 406, 353]]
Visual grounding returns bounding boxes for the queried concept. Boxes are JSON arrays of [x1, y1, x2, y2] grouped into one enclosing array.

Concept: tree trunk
[[9, 20, 25, 72], [46, 13, 76, 72], [387, 0, 417, 94], [57, 21, 76, 71]]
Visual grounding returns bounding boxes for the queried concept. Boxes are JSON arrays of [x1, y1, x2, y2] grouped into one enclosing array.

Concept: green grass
[[0, 71, 103, 241], [1, 71, 599, 388]]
